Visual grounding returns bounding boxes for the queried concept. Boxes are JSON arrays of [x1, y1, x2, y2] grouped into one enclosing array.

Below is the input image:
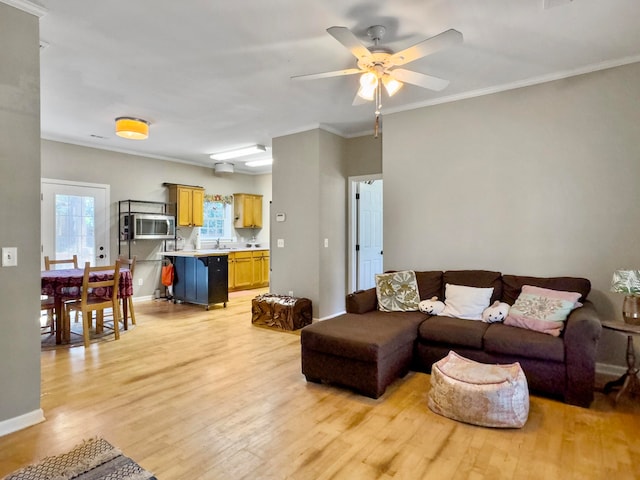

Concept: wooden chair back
[[67, 260, 121, 347], [44, 255, 78, 270], [117, 255, 136, 277]]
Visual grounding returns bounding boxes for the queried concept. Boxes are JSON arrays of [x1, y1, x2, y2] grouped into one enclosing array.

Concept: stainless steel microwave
[[124, 213, 176, 240]]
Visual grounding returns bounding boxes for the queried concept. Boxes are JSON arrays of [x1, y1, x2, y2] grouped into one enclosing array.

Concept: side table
[[601, 321, 640, 402]]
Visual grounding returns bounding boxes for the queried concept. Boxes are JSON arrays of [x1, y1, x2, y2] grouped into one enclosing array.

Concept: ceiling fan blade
[[291, 68, 362, 81], [390, 29, 463, 66], [390, 69, 450, 91], [327, 26, 373, 61]]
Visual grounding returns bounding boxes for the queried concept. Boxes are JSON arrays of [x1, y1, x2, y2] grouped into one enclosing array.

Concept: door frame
[[41, 178, 111, 267], [347, 173, 383, 293]]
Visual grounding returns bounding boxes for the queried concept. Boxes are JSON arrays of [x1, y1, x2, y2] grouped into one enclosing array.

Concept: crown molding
[[0, 0, 47, 17]]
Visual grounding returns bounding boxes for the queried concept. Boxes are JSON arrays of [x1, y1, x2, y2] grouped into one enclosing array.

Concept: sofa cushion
[[375, 270, 421, 312], [502, 275, 591, 305], [442, 270, 503, 304], [483, 322, 565, 362], [415, 271, 443, 300], [418, 316, 490, 349], [301, 311, 426, 363]]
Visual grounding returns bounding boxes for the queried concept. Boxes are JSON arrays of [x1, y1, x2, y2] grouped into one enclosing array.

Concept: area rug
[[3, 438, 155, 480]]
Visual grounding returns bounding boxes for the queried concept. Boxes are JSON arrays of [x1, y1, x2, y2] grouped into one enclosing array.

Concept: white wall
[[383, 62, 640, 366], [0, 4, 42, 433], [42, 140, 271, 297]]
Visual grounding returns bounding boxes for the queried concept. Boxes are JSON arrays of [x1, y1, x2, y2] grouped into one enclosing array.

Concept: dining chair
[[117, 255, 137, 326], [43, 254, 80, 333], [40, 295, 55, 335], [44, 255, 78, 270], [64, 261, 121, 348]]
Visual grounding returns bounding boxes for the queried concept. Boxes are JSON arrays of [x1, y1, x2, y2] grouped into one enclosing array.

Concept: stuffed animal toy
[[482, 301, 510, 323], [419, 296, 445, 315]]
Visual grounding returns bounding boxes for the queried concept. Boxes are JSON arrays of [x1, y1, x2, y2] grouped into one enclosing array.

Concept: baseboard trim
[[315, 310, 346, 322], [596, 362, 626, 377], [0, 409, 45, 437]]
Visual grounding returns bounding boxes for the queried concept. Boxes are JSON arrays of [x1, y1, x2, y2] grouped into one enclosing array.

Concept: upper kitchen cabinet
[[167, 184, 205, 227], [234, 193, 263, 229]]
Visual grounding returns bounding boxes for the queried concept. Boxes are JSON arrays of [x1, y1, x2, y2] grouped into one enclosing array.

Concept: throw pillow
[[375, 270, 421, 312], [504, 285, 582, 336], [440, 284, 494, 320]]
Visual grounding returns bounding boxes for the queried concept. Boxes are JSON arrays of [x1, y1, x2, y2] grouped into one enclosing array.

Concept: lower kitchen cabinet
[[173, 255, 228, 309], [228, 250, 269, 291]]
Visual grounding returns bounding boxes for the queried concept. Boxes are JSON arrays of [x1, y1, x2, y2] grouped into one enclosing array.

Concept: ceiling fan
[[292, 25, 463, 105]]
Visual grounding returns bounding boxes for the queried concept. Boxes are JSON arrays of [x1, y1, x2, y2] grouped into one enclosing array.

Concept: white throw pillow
[[440, 283, 494, 320]]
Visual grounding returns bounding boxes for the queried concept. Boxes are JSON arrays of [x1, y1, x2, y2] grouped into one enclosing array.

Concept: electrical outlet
[[277, 238, 285, 248], [138, 278, 143, 286], [324, 238, 329, 248], [1, 247, 17, 267], [288, 291, 294, 296]]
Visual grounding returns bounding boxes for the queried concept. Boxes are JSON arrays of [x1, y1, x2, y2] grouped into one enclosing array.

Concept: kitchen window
[[201, 195, 234, 240]]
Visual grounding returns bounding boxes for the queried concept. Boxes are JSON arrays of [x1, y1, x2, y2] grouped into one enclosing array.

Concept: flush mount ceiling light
[[245, 158, 273, 168], [214, 162, 234, 175], [210, 144, 266, 161], [115, 117, 149, 140]]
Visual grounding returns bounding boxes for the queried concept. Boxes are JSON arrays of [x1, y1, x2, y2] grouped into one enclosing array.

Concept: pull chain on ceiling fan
[[292, 24, 463, 137]]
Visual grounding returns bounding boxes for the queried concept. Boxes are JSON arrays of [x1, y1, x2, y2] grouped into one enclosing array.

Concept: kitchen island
[[162, 246, 270, 308], [162, 250, 229, 310]]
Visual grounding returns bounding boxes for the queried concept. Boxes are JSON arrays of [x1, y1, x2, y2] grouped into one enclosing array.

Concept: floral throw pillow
[[504, 285, 582, 336], [375, 270, 420, 312]]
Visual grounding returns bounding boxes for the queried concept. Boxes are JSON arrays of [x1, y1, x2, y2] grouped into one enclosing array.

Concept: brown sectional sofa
[[300, 270, 602, 407]]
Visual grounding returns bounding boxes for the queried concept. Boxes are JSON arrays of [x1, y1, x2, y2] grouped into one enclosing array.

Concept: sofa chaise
[[300, 270, 602, 407]]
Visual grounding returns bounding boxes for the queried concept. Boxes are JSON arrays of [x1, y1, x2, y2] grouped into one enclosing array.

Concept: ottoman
[[428, 351, 529, 428], [252, 294, 312, 330], [301, 312, 424, 398]]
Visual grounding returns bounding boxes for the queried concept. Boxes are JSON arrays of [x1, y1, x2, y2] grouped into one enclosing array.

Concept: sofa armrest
[[563, 300, 602, 407], [346, 288, 377, 314]]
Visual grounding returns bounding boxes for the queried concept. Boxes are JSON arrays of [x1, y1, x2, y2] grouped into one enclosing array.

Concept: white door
[[357, 179, 383, 290], [41, 179, 110, 268]]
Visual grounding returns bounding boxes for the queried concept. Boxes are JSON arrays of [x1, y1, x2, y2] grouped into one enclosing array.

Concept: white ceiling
[[24, 0, 640, 174]]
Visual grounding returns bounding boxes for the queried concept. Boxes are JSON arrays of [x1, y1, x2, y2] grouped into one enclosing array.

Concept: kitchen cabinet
[[234, 193, 263, 228], [167, 184, 204, 227], [172, 254, 228, 309], [232, 251, 253, 289], [253, 250, 270, 287], [228, 249, 269, 291]]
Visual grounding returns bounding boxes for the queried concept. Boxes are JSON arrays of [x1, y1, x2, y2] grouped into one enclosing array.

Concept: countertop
[[161, 246, 268, 257]]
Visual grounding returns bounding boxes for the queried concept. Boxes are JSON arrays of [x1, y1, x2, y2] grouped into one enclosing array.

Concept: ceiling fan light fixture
[[382, 75, 403, 97], [115, 117, 149, 140], [357, 72, 378, 100], [210, 144, 266, 161]]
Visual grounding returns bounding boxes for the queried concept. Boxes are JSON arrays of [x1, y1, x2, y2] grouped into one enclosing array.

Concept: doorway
[[348, 175, 383, 292], [41, 179, 110, 268]]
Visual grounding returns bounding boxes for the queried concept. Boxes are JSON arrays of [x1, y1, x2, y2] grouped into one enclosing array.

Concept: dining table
[[41, 267, 133, 344]]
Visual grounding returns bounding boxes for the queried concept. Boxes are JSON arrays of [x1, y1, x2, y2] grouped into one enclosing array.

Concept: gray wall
[[42, 140, 272, 297], [271, 129, 381, 319], [0, 4, 42, 430], [383, 62, 640, 366]]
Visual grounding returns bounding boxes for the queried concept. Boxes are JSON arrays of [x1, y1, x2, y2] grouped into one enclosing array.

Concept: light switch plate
[[277, 238, 285, 248], [2, 247, 18, 267]]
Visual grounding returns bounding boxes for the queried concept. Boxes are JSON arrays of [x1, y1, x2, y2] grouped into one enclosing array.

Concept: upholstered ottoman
[[428, 351, 529, 428], [301, 311, 425, 398]]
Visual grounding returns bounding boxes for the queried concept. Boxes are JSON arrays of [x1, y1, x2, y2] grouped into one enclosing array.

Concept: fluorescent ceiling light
[[209, 144, 266, 160], [245, 158, 273, 168]]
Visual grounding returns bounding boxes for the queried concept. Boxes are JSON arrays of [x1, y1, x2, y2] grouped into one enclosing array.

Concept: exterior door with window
[[41, 179, 110, 268]]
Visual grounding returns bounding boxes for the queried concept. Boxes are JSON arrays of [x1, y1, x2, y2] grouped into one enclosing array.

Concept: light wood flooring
[[1, 289, 639, 479]]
